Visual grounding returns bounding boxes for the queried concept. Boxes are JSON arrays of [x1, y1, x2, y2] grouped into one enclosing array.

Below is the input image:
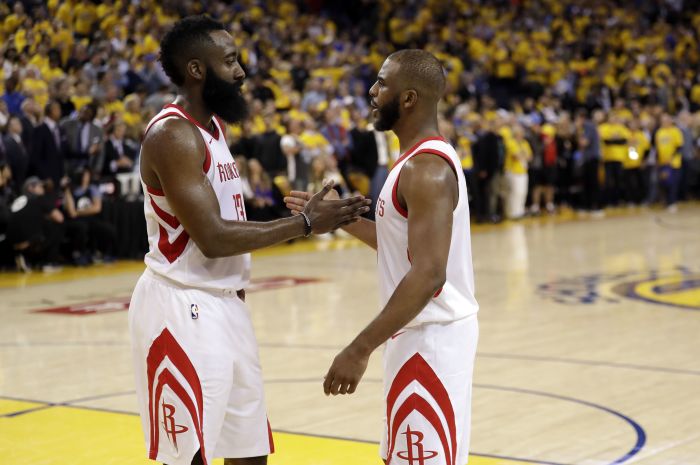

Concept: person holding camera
[[7, 177, 65, 272]]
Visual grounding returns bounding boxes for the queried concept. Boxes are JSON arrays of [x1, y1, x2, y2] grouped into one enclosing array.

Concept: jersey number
[[233, 194, 246, 221]]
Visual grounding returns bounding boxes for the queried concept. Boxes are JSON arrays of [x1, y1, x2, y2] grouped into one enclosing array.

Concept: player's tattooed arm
[[323, 154, 458, 396], [141, 118, 370, 257]]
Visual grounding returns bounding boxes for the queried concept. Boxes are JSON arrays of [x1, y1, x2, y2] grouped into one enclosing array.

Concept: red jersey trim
[[145, 185, 164, 196], [164, 103, 220, 141], [203, 141, 212, 173], [214, 116, 226, 136], [143, 108, 214, 191], [391, 170, 408, 218], [144, 111, 184, 138], [157, 225, 190, 263], [142, 113, 170, 197], [391, 147, 458, 220], [392, 136, 446, 169], [149, 195, 180, 229], [267, 419, 275, 453], [413, 149, 457, 176]]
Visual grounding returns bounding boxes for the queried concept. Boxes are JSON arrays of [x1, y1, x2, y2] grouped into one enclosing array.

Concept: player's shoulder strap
[[142, 105, 213, 177], [406, 137, 458, 176]]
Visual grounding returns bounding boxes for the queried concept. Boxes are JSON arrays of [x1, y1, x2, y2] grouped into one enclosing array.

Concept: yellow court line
[[0, 399, 44, 416], [0, 238, 363, 289], [0, 260, 146, 289], [632, 275, 700, 309], [0, 399, 534, 465]]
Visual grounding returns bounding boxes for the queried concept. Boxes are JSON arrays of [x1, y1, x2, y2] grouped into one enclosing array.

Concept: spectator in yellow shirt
[[297, 118, 332, 189], [122, 94, 144, 136], [22, 66, 49, 109], [624, 120, 650, 204], [102, 85, 125, 118], [599, 114, 630, 206], [654, 113, 684, 210], [611, 98, 633, 123], [73, 0, 97, 38], [70, 80, 93, 112], [504, 125, 532, 219]]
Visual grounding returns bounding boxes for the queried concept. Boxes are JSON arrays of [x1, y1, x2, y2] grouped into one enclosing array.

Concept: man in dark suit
[[60, 102, 105, 178], [473, 120, 505, 223], [19, 97, 40, 155], [30, 100, 66, 186], [102, 121, 138, 178], [349, 112, 379, 179], [253, 115, 287, 176], [3, 115, 29, 190]]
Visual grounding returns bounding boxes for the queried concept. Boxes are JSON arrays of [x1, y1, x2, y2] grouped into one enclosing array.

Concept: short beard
[[373, 95, 401, 131], [202, 65, 249, 124]]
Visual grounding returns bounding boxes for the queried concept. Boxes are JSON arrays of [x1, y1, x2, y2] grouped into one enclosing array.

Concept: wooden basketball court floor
[[1, 205, 699, 465]]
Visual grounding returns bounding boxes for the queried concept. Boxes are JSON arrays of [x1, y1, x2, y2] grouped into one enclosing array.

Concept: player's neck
[[394, 115, 441, 154], [172, 93, 214, 129]]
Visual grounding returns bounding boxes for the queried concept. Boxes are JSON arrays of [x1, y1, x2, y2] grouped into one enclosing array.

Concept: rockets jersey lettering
[[375, 137, 478, 326], [141, 104, 250, 291]]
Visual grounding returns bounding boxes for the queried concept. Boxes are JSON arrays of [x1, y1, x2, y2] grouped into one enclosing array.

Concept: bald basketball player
[[286, 50, 479, 464], [129, 15, 370, 465]]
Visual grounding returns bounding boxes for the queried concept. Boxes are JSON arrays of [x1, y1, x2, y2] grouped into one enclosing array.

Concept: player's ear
[[187, 59, 205, 81], [403, 89, 418, 109]]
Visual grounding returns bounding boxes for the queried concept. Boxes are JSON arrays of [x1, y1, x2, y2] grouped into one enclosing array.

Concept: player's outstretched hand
[[323, 344, 369, 396], [284, 185, 339, 215], [302, 181, 370, 234]]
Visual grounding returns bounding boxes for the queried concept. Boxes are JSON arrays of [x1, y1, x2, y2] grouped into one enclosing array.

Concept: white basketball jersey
[[141, 104, 250, 291], [375, 137, 478, 327]]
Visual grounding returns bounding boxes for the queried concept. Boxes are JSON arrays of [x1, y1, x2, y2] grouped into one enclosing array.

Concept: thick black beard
[[373, 94, 401, 131], [202, 66, 249, 124]]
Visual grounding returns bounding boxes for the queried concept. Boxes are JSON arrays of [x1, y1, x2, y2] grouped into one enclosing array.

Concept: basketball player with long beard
[[129, 15, 370, 465], [285, 50, 479, 464]]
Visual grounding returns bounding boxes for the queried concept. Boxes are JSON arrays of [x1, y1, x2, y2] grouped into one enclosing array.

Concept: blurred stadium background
[[1, 2, 700, 465]]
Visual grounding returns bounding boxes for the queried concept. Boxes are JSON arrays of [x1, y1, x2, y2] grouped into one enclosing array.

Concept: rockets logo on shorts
[[386, 353, 457, 465], [397, 425, 439, 464], [190, 304, 199, 319], [162, 401, 189, 450], [145, 328, 208, 462]]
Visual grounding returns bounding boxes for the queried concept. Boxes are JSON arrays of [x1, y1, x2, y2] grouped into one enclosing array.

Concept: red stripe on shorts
[[385, 353, 457, 465], [147, 329, 207, 464]]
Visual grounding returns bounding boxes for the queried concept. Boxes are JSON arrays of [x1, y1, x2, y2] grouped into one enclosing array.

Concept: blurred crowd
[[1, 0, 699, 271]]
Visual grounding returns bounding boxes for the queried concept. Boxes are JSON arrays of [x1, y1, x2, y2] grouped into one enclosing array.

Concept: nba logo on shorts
[[190, 304, 199, 319]]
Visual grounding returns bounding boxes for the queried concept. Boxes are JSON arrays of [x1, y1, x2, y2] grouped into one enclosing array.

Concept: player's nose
[[234, 64, 246, 81]]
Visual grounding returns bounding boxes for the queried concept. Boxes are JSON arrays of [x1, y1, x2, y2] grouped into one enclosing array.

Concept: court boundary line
[[475, 384, 646, 465], [0, 390, 136, 417], [0, 392, 566, 465], [653, 215, 700, 232], [266, 380, 646, 465], [0, 378, 646, 465]]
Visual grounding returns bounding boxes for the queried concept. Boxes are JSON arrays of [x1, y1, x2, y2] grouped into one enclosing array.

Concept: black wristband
[[300, 211, 312, 237]]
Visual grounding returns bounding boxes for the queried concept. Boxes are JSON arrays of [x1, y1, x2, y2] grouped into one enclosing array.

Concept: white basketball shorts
[[380, 315, 478, 465], [128, 269, 273, 465]]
